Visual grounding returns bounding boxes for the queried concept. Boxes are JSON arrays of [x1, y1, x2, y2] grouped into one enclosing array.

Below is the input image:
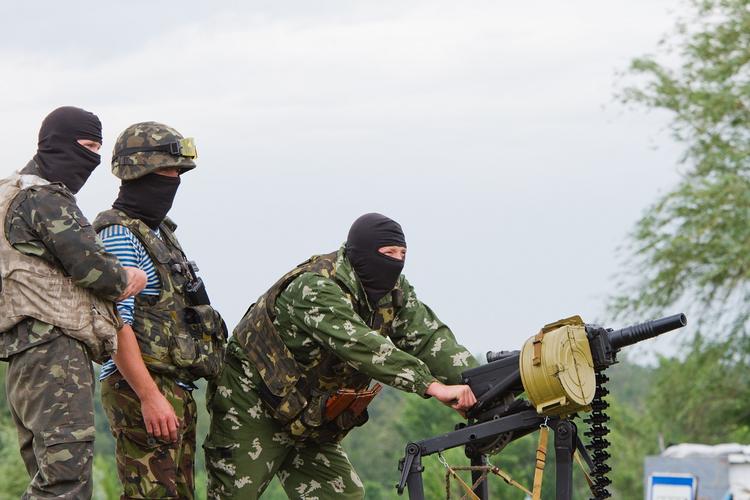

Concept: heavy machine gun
[[396, 313, 687, 499]]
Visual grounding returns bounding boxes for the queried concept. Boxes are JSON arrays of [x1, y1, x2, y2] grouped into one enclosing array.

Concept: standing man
[[205, 213, 478, 499], [94, 122, 227, 500], [0, 106, 147, 499]]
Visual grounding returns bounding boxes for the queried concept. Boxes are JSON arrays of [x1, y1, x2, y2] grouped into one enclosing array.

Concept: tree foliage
[[614, 0, 750, 334], [608, 2, 750, 494], [0, 361, 673, 499]]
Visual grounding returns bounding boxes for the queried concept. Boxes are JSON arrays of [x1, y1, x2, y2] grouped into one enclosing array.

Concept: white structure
[[645, 443, 750, 500]]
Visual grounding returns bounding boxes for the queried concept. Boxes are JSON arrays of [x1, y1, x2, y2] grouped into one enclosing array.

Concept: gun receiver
[[470, 313, 687, 418], [397, 313, 687, 500]]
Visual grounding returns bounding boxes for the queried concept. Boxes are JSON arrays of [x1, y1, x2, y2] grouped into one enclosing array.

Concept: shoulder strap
[[94, 209, 174, 265], [92, 209, 125, 233], [16, 173, 49, 190], [157, 220, 185, 256], [263, 251, 338, 311]]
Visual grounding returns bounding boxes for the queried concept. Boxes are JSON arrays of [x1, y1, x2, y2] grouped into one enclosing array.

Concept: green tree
[[648, 336, 750, 444], [614, 0, 750, 334], [0, 414, 28, 498], [0, 363, 30, 499], [609, 1, 750, 496]]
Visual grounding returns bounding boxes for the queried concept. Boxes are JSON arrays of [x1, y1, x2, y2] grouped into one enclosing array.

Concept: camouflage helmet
[[111, 121, 197, 180]]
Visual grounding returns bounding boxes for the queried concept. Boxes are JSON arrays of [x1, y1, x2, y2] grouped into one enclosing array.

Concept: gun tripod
[[396, 407, 593, 499]]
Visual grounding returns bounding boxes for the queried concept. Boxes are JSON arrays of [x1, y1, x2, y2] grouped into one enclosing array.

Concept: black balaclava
[[112, 173, 181, 230], [345, 213, 407, 306], [33, 106, 103, 194]]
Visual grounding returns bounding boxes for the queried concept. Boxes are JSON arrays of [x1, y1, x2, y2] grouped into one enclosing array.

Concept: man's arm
[[98, 224, 178, 442], [283, 273, 474, 413], [389, 276, 480, 385], [112, 325, 179, 442], [14, 185, 129, 301]]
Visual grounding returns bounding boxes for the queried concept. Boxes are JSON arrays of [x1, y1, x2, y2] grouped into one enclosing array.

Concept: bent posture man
[[205, 213, 478, 499], [0, 106, 146, 499], [95, 122, 227, 500]]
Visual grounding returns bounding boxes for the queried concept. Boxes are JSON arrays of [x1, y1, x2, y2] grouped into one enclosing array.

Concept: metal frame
[[397, 410, 584, 499]]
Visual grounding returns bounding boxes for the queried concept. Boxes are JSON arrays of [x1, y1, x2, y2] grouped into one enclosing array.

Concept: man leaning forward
[[205, 213, 478, 499]]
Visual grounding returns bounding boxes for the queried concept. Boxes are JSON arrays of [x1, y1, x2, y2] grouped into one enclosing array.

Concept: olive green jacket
[[265, 246, 478, 396]]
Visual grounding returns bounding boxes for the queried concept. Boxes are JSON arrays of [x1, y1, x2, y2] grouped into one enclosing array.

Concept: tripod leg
[[406, 452, 425, 500], [397, 444, 426, 500], [554, 420, 575, 500], [470, 454, 489, 499]]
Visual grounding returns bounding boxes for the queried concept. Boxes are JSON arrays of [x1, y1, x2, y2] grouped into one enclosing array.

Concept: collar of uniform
[[333, 244, 371, 309], [19, 159, 43, 178], [112, 208, 154, 234], [19, 159, 72, 195]]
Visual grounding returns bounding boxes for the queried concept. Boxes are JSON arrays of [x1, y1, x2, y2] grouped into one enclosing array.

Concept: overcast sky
[[0, 0, 689, 358]]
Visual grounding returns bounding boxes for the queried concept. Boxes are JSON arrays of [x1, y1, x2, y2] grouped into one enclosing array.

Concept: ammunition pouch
[[185, 278, 210, 306], [324, 384, 382, 421], [177, 305, 227, 379], [257, 380, 377, 443]]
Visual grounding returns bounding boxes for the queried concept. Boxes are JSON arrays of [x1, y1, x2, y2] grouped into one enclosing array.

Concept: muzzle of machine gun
[[588, 313, 687, 370], [463, 313, 687, 421]]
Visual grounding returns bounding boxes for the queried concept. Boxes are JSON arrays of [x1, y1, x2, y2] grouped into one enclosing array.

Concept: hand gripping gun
[[396, 313, 687, 500]]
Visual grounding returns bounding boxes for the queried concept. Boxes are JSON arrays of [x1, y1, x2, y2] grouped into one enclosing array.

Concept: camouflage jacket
[[234, 246, 478, 419], [0, 160, 128, 359]]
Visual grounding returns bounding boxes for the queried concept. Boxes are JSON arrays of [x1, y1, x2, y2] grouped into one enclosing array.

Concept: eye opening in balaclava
[[33, 106, 103, 194], [345, 213, 407, 307]]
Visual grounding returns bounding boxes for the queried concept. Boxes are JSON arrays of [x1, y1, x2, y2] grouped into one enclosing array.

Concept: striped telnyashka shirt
[[97, 224, 193, 390]]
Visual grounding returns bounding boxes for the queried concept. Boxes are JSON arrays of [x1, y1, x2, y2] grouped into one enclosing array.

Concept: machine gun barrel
[[607, 313, 687, 350]]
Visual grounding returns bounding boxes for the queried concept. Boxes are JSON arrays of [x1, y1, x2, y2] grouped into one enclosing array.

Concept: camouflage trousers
[[204, 348, 365, 500], [5, 333, 96, 499], [101, 371, 197, 499]]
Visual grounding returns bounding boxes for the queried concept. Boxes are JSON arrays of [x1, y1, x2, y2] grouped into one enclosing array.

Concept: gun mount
[[396, 313, 687, 500]]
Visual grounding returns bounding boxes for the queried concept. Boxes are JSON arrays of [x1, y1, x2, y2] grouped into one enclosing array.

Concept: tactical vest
[[0, 173, 121, 362], [93, 209, 227, 381], [234, 251, 402, 442]]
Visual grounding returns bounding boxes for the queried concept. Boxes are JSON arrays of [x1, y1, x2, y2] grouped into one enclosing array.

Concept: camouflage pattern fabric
[[205, 343, 365, 500], [111, 122, 196, 180], [0, 161, 128, 498], [207, 246, 478, 496], [232, 246, 479, 441], [0, 160, 127, 360], [5, 334, 96, 499], [101, 371, 197, 499], [5, 161, 127, 301], [0, 319, 63, 362], [0, 170, 122, 362], [269, 248, 478, 390], [93, 209, 227, 381]]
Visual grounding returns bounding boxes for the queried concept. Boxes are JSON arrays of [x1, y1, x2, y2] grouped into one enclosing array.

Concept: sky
[[0, 0, 690, 358]]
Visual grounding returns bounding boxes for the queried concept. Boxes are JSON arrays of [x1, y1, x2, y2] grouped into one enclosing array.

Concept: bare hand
[[426, 382, 477, 414], [117, 267, 147, 301], [141, 389, 180, 443]]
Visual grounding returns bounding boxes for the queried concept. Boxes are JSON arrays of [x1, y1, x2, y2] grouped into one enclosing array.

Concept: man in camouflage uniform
[[95, 122, 227, 499], [205, 213, 478, 499], [0, 106, 147, 499]]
